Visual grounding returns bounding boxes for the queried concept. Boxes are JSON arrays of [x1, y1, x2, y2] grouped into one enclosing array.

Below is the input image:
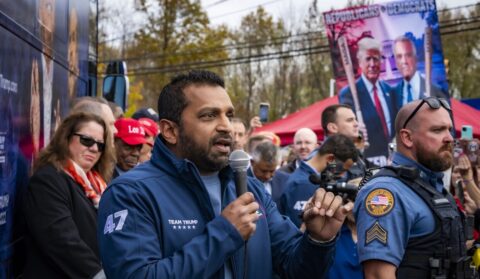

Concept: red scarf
[[63, 160, 107, 208]]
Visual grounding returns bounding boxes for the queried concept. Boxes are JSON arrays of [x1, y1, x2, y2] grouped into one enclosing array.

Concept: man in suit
[[248, 141, 286, 203], [392, 35, 449, 112], [339, 37, 395, 166]]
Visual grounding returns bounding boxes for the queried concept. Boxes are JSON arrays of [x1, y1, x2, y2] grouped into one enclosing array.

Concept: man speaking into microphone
[[98, 70, 352, 279]]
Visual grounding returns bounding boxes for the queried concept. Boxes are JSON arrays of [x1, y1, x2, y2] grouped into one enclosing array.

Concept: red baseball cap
[[138, 118, 159, 137], [114, 118, 146, 145]]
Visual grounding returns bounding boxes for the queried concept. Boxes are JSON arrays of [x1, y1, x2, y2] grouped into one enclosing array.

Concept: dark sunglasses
[[402, 97, 451, 129], [73, 133, 105, 152]]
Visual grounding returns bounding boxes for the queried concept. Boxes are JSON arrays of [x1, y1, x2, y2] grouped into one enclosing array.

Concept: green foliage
[[124, 76, 144, 117], [228, 7, 289, 121], [95, 0, 480, 127], [123, 0, 230, 108], [439, 4, 480, 99]]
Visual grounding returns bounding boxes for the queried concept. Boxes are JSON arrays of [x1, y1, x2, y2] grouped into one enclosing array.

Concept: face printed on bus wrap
[[39, 0, 55, 56], [177, 85, 234, 175]]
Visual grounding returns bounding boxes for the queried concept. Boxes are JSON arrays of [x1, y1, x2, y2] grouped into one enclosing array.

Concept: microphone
[[229, 150, 251, 197]]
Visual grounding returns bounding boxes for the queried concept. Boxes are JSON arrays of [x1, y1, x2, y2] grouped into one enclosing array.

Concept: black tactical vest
[[372, 166, 467, 279]]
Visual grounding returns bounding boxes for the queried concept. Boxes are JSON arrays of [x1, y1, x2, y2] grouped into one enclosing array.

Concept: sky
[[103, 0, 479, 44], [202, 0, 479, 28]]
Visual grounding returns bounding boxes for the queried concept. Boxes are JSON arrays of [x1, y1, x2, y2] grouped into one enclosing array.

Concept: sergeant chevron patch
[[365, 221, 387, 245]]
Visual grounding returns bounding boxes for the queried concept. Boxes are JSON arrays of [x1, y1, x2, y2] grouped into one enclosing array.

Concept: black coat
[[22, 164, 102, 279]]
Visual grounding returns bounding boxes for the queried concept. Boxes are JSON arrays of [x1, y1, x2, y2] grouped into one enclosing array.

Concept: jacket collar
[[150, 137, 234, 186]]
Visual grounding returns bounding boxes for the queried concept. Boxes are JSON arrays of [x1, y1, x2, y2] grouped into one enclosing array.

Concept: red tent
[[255, 96, 480, 146]]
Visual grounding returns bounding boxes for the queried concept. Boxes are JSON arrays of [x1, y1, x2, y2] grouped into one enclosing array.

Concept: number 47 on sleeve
[[103, 209, 129, 234]]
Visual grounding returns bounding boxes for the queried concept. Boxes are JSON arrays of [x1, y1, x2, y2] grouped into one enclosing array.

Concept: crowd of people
[[18, 69, 480, 279]]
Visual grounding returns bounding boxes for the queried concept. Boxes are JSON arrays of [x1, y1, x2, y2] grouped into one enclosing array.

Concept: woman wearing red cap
[[22, 112, 115, 278]]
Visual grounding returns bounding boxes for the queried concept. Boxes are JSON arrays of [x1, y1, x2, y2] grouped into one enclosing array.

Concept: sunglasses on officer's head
[[73, 133, 105, 152], [402, 97, 451, 129]]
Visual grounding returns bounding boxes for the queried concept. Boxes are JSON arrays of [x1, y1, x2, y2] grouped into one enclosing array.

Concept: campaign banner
[[324, 0, 448, 166]]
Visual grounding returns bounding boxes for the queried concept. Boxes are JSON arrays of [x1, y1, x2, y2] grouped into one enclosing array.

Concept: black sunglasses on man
[[402, 97, 451, 129]]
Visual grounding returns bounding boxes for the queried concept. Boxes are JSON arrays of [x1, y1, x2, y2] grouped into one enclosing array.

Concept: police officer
[[355, 97, 468, 279]]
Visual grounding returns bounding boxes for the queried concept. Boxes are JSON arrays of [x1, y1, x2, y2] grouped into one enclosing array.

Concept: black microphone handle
[[234, 170, 248, 197]]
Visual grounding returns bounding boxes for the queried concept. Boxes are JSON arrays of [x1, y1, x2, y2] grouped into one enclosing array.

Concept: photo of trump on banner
[[324, 0, 450, 166], [338, 37, 395, 166]]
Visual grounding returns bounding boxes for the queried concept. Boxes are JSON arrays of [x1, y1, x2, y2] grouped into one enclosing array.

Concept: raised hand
[[302, 188, 353, 242]]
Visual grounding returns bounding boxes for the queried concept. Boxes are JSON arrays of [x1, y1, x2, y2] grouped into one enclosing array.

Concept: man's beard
[[416, 142, 453, 172], [178, 127, 231, 173]]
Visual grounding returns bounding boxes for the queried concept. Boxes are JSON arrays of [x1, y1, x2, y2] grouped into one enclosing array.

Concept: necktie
[[407, 83, 413, 103], [373, 86, 389, 138]]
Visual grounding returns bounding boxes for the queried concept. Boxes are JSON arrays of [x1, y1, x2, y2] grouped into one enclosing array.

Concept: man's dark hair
[[157, 70, 225, 124], [321, 104, 353, 136], [251, 141, 279, 164], [318, 134, 358, 162]]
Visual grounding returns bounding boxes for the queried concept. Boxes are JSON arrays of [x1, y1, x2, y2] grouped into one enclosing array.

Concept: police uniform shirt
[[354, 152, 443, 267]]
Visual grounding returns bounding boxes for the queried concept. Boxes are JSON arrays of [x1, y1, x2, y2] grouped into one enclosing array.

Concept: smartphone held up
[[259, 103, 269, 123], [455, 125, 479, 166]]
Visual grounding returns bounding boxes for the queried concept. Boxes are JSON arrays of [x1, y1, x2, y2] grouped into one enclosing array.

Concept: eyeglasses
[[402, 97, 451, 129], [73, 133, 105, 152]]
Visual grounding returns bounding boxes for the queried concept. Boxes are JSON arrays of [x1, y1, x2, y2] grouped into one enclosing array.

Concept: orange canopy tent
[[254, 96, 480, 146]]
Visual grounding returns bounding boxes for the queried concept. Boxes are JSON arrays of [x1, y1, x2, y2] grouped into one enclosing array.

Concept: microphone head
[[229, 150, 250, 171]]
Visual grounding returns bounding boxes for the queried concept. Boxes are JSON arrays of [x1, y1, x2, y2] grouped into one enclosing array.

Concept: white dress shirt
[[402, 71, 421, 105]]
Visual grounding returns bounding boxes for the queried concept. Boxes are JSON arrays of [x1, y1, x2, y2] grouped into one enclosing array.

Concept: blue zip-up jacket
[[278, 161, 318, 227], [98, 139, 336, 279]]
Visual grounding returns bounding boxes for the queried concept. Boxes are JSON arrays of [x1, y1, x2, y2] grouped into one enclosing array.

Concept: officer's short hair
[[318, 134, 358, 162]]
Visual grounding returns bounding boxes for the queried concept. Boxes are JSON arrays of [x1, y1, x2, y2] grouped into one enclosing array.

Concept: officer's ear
[[399, 128, 414, 148], [159, 119, 179, 145]]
